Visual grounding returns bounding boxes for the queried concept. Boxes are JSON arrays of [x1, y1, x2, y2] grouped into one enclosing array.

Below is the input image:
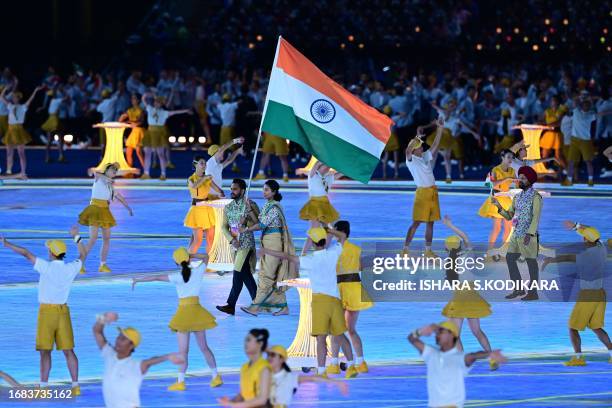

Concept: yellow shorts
[[427, 128, 453, 150], [41, 114, 61, 133], [540, 130, 562, 150], [184, 205, 216, 229], [169, 297, 217, 332], [494, 135, 516, 154], [384, 131, 400, 152], [506, 234, 538, 259], [338, 281, 373, 311], [195, 100, 207, 120], [78, 199, 116, 228], [478, 195, 512, 219], [569, 289, 606, 331], [220, 126, 236, 145], [125, 127, 145, 148], [413, 186, 441, 222], [142, 125, 168, 148], [262, 134, 289, 155], [442, 289, 491, 318], [0, 115, 8, 136], [563, 144, 570, 160], [36, 304, 74, 350], [311, 293, 347, 336], [299, 196, 339, 223], [3, 124, 32, 146], [568, 137, 595, 162]]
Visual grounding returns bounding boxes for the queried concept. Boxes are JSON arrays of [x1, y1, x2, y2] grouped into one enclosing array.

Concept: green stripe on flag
[[262, 101, 381, 183]]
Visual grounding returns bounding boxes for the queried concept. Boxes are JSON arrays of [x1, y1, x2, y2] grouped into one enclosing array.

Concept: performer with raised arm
[[491, 166, 542, 301], [0, 84, 43, 176], [205, 136, 245, 198], [259, 226, 359, 379], [93, 312, 184, 407], [541, 222, 611, 366], [216, 179, 260, 316], [407, 321, 506, 408], [403, 117, 444, 258], [78, 163, 133, 273], [131, 248, 222, 390], [1, 226, 86, 395]]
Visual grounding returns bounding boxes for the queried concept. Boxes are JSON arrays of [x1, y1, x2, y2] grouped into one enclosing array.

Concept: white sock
[[100, 261, 105, 266], [317, 366, 326, 375], [347, 359, 354, 367], [178, 372, 185, 382], [588, 176, 593, 181], [72, 382, 79, 387], [211, 368, 218, 377], [356, 356, 364, 365], [568, 176, 573, 182], [575, 352, 582, 359], [608, 350, 612, 358], [258, 170, 264, 175], [283, 172, 288, 177], [330, 357, 339, 365], [425, 245, 431, 252], [40, 382, 48, 387]]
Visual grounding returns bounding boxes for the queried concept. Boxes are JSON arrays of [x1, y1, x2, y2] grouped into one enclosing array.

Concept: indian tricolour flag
[[260, 37, 394, 183]]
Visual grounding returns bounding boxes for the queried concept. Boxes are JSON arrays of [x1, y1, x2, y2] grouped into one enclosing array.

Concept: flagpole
[[246, 36, 283, 199]]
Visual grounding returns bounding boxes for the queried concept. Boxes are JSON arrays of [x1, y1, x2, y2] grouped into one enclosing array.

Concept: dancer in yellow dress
[[478, 149, 517, 254], [78, 163, 133, 273], [541, 222, 612, 366], [131, 248, 222, 390], [218, 329, 271, 407], [326, 221, 373, 376], [299, 160, 342, 255], [184, 156, 223, 255], [119, 94, 146, 170], [0, 84, 43, 176], [441, 215, 497, 369]]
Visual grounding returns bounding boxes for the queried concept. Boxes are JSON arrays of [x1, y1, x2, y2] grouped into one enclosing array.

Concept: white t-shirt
[[146, 106, 170, 126], [34, 258, 81, 304], [571, 108, 596, 140], [205, 156, 224, 191], [218, 102, 238, 126], [48, 98, 63, 115], [102, 344, 143, 408], [576, 244, 607, 290], [406, 150, 435, 188], [96, 97, 117, 122], [271, 370, 299, 406], [423, 345, 470, 408], [168, 261, 205, 298], [91, 177, 113, 201], [300, 243, 343, 298], [308, 171, 334, 197], [7, 104, 27, 124], [560, 115, 573, 145]]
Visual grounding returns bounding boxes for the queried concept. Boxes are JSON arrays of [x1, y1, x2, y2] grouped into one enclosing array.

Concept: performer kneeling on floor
[[541, 221, 612, 366], [217, 178, 260, 316], [131, 248, 222, 390], [260, 227, 359, 379], [1, 225, 86, 395], [408, 321, 507, 408]]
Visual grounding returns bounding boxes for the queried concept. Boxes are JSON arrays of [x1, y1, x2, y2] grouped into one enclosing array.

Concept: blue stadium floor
[[0, 179, 611, 407]]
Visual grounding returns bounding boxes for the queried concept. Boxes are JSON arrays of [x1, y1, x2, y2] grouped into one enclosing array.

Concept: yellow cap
[[118, 327, 141, 347], [307, 227, 327, 243], [383, 105, 392, 115], [445, 235, 461, 251], [45, 240, 67, 256], [438, 320, 459, 337], [208, 144, 220, 156], [577, 226, 600, 243], [101, 89, 111, 98], [173, 247, 190, 265], [409, 137, 423, 149], [510, 144, 529, 154], [267, 345, 288, 360], [222, 93, 231, 102], [46, 90, 55, 97]]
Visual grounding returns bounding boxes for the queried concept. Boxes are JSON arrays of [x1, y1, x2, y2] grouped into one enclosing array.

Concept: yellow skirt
[[426, 128, 453, 150], [0, 115, 7, 136], [442, 289, 491, 318], [3, 124, 31, 146], [41, 114, 61, 133], [142, 125, 168, 148], [384, 131, 400, 152], [169, 297, 217, 332], [540, 130, 562, 150], [493, 135, 516, 154], [125, 127, 145, 148], [299, 196, 339, 223], [478, 194, 512, 219], [184, 205, 216, 229], [338, 281, 373, 311], [78, 199, 116, 228]]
